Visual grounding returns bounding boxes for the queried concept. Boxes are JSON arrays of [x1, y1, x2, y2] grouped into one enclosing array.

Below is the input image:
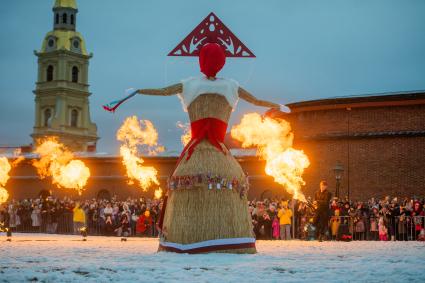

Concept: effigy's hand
[[264, 105, 291, 119], [102, 88, 138, 112]]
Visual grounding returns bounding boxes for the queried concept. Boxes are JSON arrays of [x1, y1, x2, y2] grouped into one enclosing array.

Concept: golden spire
[[54, 0, 77, 9]]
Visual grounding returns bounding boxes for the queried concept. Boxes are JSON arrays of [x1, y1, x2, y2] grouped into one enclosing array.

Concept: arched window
[[55, 13, 59, 24], [62, 13, 67, 24], [46, 65, 54, 81], [70, 14, 74, 25], [44, 108, 52, 127], [72, 66, 79, 83], [71, 109, 78, 127]]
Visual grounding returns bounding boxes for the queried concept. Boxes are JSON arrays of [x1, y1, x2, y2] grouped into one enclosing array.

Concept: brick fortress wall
[[284, 94, 425, 200]]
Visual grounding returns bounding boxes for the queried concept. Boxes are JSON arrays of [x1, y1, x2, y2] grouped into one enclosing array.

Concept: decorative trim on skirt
[[159, 237, 256, 253]]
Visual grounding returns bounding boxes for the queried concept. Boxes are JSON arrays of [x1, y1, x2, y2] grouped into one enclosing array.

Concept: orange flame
[[231, 113, 310, 201], [11, 149, 25, 167], [0, 157, 11, 204], [32, 138, 90, 195], [154, 187, 163, 199], [177, 121, 191, 146], [117, 116, 164, 191], [0, 150, 25, 204]]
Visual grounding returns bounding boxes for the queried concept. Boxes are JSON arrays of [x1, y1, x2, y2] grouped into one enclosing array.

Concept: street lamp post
[[333, 162, 344, 199]]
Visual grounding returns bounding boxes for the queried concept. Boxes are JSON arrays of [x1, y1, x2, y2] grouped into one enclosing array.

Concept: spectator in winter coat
[[412, 201, 424, 239], [103, 203, 113, 217], [369, 207, 379, 241], [136, 210, 153, 236], [72, 202, 86, 234], [272, 215, 280, 240], [378, 216, 388, 241], [31, 205, 41, 230], [314, 181, 332, 241], [330, 208, 340, 240], [278, 201, 293, 240], [115, 214, 131, 237], [104, 215, 114, 236], [8, 203, 19, 228], [397, 207, 409, 241], [353, 204, 366, 240]]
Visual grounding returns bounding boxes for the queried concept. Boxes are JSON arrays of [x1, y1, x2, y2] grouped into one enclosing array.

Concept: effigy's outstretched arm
[[103, 83, 183, 112], [238, 87, 280, 108], [137, 83, 182, 96]]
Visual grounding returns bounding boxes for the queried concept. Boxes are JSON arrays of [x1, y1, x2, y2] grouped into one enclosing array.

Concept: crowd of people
[[0, 196, 162, 237], [249, 181, 425, 241], [1, 182, 424, 242]]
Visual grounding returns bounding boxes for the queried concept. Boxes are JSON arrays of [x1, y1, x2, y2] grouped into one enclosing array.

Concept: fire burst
[[32, 138, 90, 195], [0, 157, 11, 204], [231, 113, 310, 201], [177, 121, 191, 146], [0, 150, 25, 204], [154, 187, 163, 199], [117, 116, 164, 191]]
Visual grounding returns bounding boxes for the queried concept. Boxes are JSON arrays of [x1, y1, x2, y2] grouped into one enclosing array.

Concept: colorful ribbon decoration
[[102, 88, 138, 112]]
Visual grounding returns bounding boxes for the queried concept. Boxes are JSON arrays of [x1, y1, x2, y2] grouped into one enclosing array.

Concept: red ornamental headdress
[[168, 12, 255, 58]]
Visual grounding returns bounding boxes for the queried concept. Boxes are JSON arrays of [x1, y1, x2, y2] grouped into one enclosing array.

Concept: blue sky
[[1, 0, 424, 154]]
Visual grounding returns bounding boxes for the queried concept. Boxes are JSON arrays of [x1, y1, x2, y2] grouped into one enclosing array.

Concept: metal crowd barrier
[[257, 215, 424, 241], [4, 212, 160, 238], [327, 215, 425, 241], [3, 211, 424, 241]]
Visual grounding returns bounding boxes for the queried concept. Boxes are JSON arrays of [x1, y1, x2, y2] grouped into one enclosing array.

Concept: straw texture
[[162, 93, 256, 254]]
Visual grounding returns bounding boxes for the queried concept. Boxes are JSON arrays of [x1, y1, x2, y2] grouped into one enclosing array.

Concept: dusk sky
[[1, 0, 424, 154]]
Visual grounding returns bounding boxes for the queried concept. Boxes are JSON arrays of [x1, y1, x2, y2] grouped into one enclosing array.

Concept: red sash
[[177, 117, 228, 165]]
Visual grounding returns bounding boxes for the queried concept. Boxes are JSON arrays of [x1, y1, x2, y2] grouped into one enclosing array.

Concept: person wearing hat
[[314, 180, 332, 241]]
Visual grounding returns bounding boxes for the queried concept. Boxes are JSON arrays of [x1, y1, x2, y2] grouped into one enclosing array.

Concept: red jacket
[[136, 215, 152, 233]]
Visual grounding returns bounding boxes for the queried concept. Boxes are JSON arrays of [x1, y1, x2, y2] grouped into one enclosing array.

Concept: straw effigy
[[159, 93, 256, 254]]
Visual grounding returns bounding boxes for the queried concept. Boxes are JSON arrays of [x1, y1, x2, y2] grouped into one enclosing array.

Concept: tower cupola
[[53, 0, 78, 31]]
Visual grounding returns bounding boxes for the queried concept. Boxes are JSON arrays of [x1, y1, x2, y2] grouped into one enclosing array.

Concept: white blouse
[[178, 77, 239, 112]]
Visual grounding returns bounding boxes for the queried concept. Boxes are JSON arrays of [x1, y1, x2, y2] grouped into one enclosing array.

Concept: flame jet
[[0, 157, 11, 204], [117, 116, 164, 191], [231, 113, 310, 201], [176, 121, 191, 146], [32, 138, 90, 195]]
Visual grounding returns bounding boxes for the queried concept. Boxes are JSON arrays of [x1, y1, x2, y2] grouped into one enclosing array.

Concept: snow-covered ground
[[0, 234, 424, 283]]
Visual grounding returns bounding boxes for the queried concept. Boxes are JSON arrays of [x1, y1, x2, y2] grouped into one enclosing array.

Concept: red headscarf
[[199, 43, 226, 78]]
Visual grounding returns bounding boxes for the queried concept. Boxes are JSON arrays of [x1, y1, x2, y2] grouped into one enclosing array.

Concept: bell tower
[[32, 0, 98, 152]]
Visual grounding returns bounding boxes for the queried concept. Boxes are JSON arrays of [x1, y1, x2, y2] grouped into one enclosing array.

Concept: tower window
[[48, 39, 55, 47], [44, 108, 52, 127], [71, 109, 78, 127], [46, 65, 54, 81], [62, 13, 67, 24], [70, 14, 74, 25], [55, 13, 59, 24], [72, 66, 79, 83]]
